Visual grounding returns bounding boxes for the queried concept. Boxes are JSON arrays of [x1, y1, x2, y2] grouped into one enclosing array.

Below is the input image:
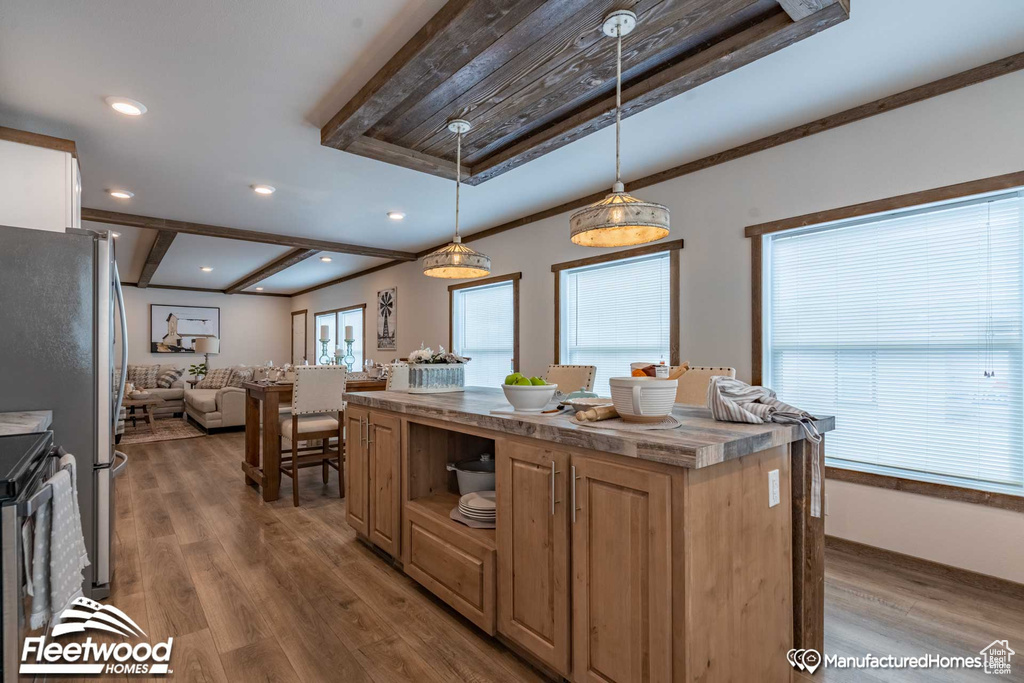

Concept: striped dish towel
[[707, 376, 823, 517]]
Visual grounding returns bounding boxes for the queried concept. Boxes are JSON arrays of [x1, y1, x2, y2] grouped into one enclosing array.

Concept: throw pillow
[[127, 364, 160, 389], [156, 367, 184, 388], [227, 367, 254, 388], [195, 367, 233, 390]]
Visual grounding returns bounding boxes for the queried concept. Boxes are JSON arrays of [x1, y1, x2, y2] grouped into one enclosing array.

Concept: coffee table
[[122, 396, 165, 433]]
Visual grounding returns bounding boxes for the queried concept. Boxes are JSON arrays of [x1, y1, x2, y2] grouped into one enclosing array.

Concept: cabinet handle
[[359, 417, 366, 447], [367, 423, 374, 446], [571, 465, 578, 523]]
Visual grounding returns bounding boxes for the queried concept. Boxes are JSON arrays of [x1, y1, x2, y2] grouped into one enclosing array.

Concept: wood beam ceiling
[[293, 50, 1024, 297], [81, 208, 417, 261], [136, 230, 176, 288], [319, 0, 849, 184], [225, 248, 319, 294]]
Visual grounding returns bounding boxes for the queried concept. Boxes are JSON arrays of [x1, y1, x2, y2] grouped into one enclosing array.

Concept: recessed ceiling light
[[108, 189, 134, 199], [387, 211, 405, 220], [110, 232, 121, 238], [200, 266, 213, 272], [251, 184, 275, 195], [105, 97, 147, 116], [320, 256, 333, 263], [255, 287, 264, 291]]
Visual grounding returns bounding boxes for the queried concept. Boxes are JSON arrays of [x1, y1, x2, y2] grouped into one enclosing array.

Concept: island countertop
[[345, 387, 834, 469]]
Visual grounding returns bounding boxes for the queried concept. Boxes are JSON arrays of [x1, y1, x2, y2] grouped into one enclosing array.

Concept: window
[[763, 191, 1024, 496], [557, 246, 678, 396], [314, 305, 365, 367], [450, 274, 519, 387]]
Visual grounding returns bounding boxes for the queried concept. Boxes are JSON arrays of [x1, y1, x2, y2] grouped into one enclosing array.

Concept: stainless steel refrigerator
[[0, 223, 127, 599]]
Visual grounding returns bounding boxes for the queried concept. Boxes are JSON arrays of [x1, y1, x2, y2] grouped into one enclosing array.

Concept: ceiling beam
[[776, 0, 840, 22], [320, 0, 547, 151], [136, 230, 177, 288], [81, 208, 417, 261], [290, 49, 1024, 297], [225, 248, 319, 294], [121, 282, 290, 298], [466, 3, 848, 185], [346, 136, 470, 182]]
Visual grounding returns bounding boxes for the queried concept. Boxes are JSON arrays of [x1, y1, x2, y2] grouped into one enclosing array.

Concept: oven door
[[1, 449, 57, 683]]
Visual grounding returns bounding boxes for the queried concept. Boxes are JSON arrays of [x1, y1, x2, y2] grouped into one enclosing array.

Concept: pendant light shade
[[424, 119, 492, 279], [570, 182, 670, 247], [569, 11, 669, 248]]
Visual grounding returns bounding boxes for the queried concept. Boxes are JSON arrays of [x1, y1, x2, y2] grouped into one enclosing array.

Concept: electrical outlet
[[768, 469, 780, 507]]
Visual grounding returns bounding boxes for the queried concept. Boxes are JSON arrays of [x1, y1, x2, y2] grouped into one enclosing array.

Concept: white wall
[[119, 286, 291, 371], [292, 71, 1024, 582]]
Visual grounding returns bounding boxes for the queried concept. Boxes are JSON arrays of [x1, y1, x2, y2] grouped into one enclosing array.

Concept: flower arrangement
[[408, 345, 469, 364]]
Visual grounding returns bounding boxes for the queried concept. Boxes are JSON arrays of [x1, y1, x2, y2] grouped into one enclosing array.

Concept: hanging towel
[[28, 469, 86, 629], [707, 376, 823, 518], [58, 452, 91, 572]]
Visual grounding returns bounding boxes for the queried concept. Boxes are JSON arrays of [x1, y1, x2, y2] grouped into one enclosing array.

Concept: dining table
[[241, 377, 387, 501]]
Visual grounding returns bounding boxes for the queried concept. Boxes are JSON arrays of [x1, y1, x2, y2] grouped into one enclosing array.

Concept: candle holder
[[342, 338, 356, 372], [318, 338, 332, 365]]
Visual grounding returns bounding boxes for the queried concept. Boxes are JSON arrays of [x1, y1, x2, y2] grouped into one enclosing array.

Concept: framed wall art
[[150, 304, 220, 353]]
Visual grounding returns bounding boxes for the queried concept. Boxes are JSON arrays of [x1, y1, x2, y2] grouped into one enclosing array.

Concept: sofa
[[118, 364, 186, 418], [184, 365, 280, 432]]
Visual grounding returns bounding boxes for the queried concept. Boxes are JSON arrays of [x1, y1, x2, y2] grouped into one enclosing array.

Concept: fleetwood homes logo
[[20, 597, 173, 676]]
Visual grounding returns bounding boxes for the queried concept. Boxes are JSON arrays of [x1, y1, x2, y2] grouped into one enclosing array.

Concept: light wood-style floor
[[73, 432, 1022, 682]]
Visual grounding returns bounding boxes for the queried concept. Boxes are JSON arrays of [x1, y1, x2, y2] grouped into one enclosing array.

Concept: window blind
[[765, 192, 1024, 495], [339, 308, 364, 368], [561, 253, 671, 396], [314, 308, 363, 367], [453, 281, 514, 387]]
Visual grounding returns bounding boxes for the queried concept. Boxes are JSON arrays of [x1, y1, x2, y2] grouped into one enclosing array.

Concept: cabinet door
[[344, 406, 369, 535], [368, 412, 402, 557], [496, 440, 571, 676], [572, 455, 672, 683]]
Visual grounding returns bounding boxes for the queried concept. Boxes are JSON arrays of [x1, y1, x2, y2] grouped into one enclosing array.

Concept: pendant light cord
[[615, 29, 622, 185], [455, 129, 462, 240]]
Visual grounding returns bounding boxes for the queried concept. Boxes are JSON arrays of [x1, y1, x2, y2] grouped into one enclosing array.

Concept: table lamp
[[194, 337, 220, 367]]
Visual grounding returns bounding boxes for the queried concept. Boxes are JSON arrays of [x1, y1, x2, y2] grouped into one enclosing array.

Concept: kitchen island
[[344, 387, 833, 682]]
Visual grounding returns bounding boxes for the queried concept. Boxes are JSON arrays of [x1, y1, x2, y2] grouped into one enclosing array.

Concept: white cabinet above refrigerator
[[0, 134, 81, 232]]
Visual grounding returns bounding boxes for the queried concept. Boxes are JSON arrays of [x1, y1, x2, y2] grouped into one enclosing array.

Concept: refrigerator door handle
[[113, 261, 128, 419], [112, 451, 128, 478]]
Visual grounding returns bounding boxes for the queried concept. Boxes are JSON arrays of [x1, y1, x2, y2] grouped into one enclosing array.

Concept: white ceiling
[[4, 0, 1024, 293]]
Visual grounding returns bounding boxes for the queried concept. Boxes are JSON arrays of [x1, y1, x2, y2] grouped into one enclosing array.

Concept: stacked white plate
[[458, 490, 496, 522]]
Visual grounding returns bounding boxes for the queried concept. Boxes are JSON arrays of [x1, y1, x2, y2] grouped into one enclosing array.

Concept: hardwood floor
[[89, 433, 1022, 682]]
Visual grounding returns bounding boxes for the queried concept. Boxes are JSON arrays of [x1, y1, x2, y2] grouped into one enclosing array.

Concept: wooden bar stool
[[279, 366, 346, 506]]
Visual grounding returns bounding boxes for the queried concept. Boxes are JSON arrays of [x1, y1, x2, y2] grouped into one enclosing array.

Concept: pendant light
[[569, 10, 669, 248], [423, 119, 492, 279]]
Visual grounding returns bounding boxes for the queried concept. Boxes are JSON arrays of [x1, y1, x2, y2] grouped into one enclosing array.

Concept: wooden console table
[[241, 379, 386, 501]]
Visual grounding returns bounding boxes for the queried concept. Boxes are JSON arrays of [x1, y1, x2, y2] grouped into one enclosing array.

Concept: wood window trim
[[291, 309, 308, 363], [552, 240, 682, 365], [747, 169, 1024, 511], [448, 273, 521, 373], [313, 303, 367, 364]]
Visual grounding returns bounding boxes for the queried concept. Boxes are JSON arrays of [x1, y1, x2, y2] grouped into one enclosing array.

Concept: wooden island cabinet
[[343, 388, 833, 682]]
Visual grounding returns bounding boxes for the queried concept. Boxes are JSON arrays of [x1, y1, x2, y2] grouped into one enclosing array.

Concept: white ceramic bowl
[[501, 383, 558, 412], [609, 376, 677, 423]]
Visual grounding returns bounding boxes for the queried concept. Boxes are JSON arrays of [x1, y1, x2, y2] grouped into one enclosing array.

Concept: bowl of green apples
[[501, 373, 558, 412]]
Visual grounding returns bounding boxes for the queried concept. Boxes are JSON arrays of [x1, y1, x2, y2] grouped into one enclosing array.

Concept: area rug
[[119, 419, 205, 445]]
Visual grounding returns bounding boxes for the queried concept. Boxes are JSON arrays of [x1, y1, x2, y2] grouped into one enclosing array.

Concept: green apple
[[514, 376, 532, 386], [505, 372, 524, 385], [529, 377, 546, 385]]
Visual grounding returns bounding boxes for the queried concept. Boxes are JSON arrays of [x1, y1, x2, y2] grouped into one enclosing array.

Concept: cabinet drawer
[[403, 503, 496, 634]]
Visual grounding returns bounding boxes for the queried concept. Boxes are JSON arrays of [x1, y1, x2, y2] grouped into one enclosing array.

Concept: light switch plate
[[768, 469, 780, 507]]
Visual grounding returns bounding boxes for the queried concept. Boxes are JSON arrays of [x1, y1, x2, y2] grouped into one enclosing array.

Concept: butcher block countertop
[[345, 387, 834, 469]]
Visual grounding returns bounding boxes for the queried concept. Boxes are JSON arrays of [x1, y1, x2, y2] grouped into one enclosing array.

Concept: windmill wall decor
[[377, 287, 397, 351]]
